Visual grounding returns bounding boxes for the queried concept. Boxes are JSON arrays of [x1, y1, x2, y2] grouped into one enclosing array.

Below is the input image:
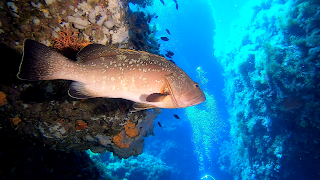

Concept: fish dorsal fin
[[130, 103, 156, 112], [77, 44, 117, 62], [164, 73, 183, 108], [68, 82, 102, 99], [146, 93, 169, 102]]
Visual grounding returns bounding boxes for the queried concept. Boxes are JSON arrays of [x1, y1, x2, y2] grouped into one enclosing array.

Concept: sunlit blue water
[[134, 0, 245, 179], [92, 0, 252, 179]]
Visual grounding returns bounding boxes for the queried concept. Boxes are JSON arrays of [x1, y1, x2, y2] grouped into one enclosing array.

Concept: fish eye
[[194, 83, 200, 88]]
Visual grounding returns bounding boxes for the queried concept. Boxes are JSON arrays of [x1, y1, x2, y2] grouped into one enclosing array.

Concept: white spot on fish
[[117, 55, 127, 61], [111, 77, 115, 81], [112, 86, 115, 90], [131, 77, 135, 84], [140, 53, 149, 60]]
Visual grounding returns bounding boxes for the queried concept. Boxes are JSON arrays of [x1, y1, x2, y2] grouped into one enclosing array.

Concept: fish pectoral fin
[[146, 93, 169, 102], [68, 82, 100, 99], [130, 103, 156, 112]]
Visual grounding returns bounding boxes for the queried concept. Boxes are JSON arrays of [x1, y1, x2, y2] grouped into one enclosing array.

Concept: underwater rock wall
[[0, 81, 159, 159], [0, 0, 160, 54], [88, 151, 172, 179], [0, 0, 162, 160], [1, 0, 128, 50], [214, 0, 320, 179]]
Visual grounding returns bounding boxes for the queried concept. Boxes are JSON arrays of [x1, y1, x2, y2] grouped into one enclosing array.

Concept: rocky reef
[[0, 0, 164, 158], [88, 151, 172, 179], [0, 0, 160, 54], [215, 0, 320, 179]]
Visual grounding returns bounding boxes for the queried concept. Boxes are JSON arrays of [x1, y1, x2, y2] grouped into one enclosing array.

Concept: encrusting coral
[[124, 120, 139, 138], [112, 132, 129, 148], [75, 120, 88, 131], [52, 28, 91, 52], [0, 91, 6, 106], [10, 117, 21, 126]]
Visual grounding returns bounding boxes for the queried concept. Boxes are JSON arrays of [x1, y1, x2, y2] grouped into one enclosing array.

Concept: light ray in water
[[185, 67, 225, 172]]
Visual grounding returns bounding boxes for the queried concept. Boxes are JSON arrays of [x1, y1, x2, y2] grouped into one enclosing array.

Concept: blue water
[[91, 0, 249, 179], [137, 1, 242, 179], [87, 0, 320, 179]]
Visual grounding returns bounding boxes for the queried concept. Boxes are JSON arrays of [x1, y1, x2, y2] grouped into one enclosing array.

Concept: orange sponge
[[112, 132, 129, 148], [124, 121, 139, 138], [0, 91, 7, 106], [11, 117, 21, 125], [76, 120, 87, 131]]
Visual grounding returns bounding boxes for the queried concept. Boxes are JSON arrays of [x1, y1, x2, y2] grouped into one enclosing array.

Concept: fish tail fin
[[17, 39, 71, 80]]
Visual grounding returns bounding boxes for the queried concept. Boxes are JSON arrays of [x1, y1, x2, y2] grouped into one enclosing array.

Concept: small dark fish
[[158, 122, 162, 127], [161, 37, 169, 41], [173, 0, 178, 10], [154, 15, 158, 18], [166, 50, 174, 56], [165, 50, 174, 59], [174, 114, 180, 119], [166, 29, 171, 35], [160, 0, 165, 6], [147, 15, 151, 23]]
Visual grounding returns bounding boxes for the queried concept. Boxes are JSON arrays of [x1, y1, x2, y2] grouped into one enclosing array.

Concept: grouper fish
[[17, 39, 206, 111]]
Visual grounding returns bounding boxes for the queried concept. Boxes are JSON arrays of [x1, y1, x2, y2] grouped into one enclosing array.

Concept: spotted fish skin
[[17, 39, 205, 110]]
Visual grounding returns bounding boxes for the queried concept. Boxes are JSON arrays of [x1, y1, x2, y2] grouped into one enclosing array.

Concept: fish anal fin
[[77, 44, 117, 62], [130, 103, 156, 112], [68, 82, 101, 99], [146, 93, 169, 102]]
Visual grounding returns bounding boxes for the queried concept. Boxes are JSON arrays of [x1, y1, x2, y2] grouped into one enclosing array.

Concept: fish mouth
[[185, 93, 206, 107]]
